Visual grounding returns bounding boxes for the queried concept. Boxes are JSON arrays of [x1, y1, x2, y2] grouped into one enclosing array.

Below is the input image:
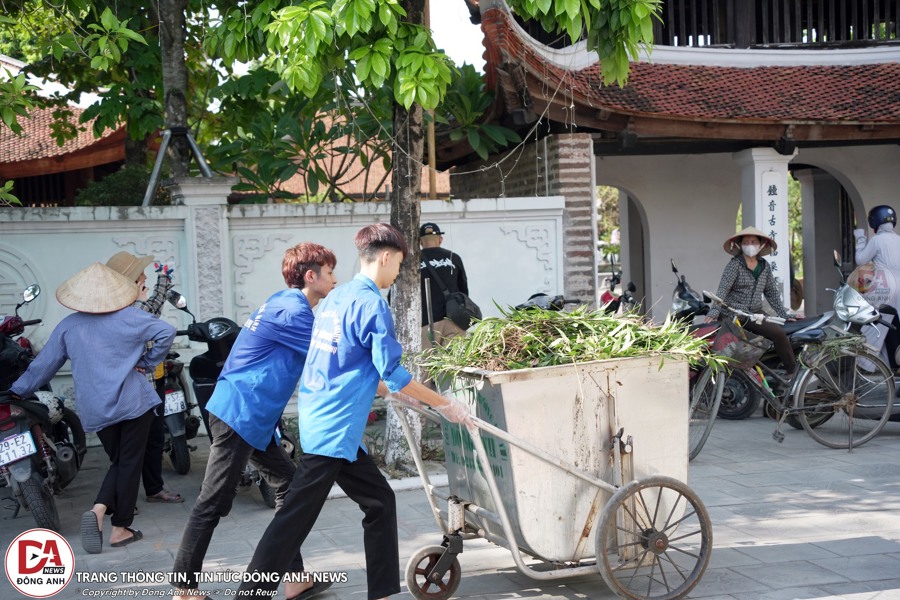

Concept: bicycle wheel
[[689, 366, 723, 461], [794, 349, 895, 449]]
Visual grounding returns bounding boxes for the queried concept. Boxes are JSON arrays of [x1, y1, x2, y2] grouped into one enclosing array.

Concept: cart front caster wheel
[[405, 545, 461, 600], [596, 475, 712, 600]]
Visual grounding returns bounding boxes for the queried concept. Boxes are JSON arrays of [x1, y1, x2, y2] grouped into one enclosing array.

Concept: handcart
[[393, 355, 713, 600]]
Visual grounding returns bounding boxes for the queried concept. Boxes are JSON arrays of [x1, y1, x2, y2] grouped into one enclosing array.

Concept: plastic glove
[[435, 394, 473, 427], [751, 313, 765, 325], [854, 228, 866, 240], [155, 263, 175, 279]]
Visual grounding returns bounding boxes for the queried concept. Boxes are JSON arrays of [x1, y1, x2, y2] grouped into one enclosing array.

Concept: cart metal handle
[[387, 399, 617, 495]]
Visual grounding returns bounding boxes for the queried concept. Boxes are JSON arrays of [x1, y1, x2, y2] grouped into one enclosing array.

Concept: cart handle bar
[[388, 399, 616, 494], [703, 290, 786, 325]]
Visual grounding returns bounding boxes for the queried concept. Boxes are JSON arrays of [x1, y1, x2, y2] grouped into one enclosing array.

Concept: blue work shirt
[[10, 307, 175, 432], [299, 274, 413, 461], [205, 288, 314, 451]]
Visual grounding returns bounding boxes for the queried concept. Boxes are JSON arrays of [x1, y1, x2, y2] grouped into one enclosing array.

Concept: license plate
[[0, 431, 37, 466], [164, 390, 186, 416]]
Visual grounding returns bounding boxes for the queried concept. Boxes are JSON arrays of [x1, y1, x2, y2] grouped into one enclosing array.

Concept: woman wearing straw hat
[[9, 263, 176, 553], [706, 226, 797, 378]]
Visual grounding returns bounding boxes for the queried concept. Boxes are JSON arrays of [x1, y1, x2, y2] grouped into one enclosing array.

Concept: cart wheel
[[405, 544, 462, 600], [595, 476, 712, 600]]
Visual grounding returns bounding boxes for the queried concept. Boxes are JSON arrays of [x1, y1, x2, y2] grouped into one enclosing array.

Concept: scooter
[[600, 261, 638, 314], [0, 285, 86, 531], [160, 351, 201, 474], [166, 290, 295, 507]]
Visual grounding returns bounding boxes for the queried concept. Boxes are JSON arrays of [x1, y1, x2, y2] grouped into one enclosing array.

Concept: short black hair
[[354, 223, 409, 261]]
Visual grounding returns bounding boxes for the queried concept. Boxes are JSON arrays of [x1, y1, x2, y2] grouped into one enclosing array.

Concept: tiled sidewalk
[[2, 415, 900, 599]]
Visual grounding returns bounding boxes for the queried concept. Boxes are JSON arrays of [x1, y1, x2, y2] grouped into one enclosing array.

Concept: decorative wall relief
[[110, 236, 180, 267], [500, 225, 556, 292], [0, 245, 44, 320], [232, 233, 293, 319]]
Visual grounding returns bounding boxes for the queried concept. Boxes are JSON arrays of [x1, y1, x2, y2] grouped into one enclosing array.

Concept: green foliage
[[507, 0, 661, 86], [438, 64, 521, 161], [0, 72, 38, 134], [418, 304, 727, 378], [73, 165, 169, 206], [0, 180, 22, 206]]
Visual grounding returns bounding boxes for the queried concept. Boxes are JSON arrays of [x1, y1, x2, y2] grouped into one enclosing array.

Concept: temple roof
[[458, 3, 900, 161]]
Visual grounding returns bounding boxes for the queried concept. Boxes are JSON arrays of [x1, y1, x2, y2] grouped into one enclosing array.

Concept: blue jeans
[[172, 414, 300, 589]]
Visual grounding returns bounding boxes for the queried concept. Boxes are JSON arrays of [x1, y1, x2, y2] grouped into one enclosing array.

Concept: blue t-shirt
[[206, 288, 314, 451], [298, 273, 413, 460]]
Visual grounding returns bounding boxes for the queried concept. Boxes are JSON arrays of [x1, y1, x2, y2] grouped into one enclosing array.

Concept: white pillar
[[164, 177, 237, 321], [733, 148, 796, 312]]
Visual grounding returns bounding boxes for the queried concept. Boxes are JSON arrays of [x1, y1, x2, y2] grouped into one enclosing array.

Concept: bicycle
[[703, 291, 895, 450]]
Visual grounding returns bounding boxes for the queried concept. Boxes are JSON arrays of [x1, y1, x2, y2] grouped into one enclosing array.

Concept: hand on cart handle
[[703, 290, 786, 325], [435, 394, 475, 428]]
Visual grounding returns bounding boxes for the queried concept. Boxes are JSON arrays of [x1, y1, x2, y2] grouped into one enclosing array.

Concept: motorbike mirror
[[832, 250, 847, 285], [166, 289, 195, 320], [22, 285, 40, 304], [627, 282, 637, 292], [15, 284, 41, 312], [671, 259, 678, 274]]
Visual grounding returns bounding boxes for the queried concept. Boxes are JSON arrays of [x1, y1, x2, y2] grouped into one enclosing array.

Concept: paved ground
[[3, 413, 900, 600]]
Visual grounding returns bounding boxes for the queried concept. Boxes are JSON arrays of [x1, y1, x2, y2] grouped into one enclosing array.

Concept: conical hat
[[723, 226, 777, 256], [106, 251, 154, 282], [56, 263, 139, 313]]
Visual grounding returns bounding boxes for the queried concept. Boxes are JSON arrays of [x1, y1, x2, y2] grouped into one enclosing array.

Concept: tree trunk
[[156, 0, 191, 176], [385, 95, 425, 468]]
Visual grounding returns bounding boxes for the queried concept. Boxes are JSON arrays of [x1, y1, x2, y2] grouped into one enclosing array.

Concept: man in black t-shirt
[[419, 222, 470, 350]]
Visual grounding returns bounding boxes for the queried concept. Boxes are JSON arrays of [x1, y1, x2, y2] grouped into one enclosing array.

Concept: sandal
[[146, 489, 184, 503]]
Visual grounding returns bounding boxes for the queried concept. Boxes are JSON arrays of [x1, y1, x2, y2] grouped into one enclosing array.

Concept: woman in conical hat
[[10, 262, 176, 553], [706, 226, 797, 378]]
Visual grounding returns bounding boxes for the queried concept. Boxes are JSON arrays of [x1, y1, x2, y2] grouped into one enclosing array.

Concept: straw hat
[[106, 251, 154, 282], [723, 226, 777, 256], [56, 263, 139, 313]]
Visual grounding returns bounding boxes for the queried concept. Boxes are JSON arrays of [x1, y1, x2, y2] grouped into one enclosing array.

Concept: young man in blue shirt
[[172, 243, 337, 600], [237, 223, 471, 600]]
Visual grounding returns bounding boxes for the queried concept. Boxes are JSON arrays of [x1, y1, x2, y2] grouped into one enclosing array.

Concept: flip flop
[[110, 527, 143, 548], [146, 490, 184, 503], [286, 580, 333, 600], [80, 510, 102, 554]]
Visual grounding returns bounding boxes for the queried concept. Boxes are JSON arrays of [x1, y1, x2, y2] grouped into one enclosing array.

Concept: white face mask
[[742, 244, 760, 258]]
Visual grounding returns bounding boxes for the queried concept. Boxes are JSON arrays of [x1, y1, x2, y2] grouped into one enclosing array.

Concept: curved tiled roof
[[480, 6, 900, 140], [0, 106, 116, 163], [574, 62, 900, 124]]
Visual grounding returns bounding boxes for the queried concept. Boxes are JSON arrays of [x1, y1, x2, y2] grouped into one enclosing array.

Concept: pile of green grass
[[418, 305, 726, 378]]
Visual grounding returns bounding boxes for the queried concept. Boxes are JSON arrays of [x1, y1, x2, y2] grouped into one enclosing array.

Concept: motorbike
[[160, 351, 201, 475], [166, 290, 294, 507], [600, 260, 638, 314], [706, 251, 894, 421], [0, 285, 86, 531]]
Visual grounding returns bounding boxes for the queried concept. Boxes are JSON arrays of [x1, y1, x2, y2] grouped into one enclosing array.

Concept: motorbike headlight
[[672, 296, 689, 313]]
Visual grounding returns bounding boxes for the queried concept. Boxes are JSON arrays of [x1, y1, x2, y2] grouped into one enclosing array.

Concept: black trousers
[[94, 408, 155, 528], [141, 378, 166, 497], [237, 448, 399, 600], [744, 319, 797, 375]]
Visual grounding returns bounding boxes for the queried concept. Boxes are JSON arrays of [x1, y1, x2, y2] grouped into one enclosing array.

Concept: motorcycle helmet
[[867, 205, 897, 230], [33, 390, 65, 425]]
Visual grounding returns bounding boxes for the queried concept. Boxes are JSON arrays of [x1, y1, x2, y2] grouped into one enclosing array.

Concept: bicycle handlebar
[[703, 291, 786, 325]]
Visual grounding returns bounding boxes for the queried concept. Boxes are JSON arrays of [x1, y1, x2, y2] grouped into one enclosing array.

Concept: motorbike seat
[[783, 316, 823, 335], [788, 328, 826, 344]]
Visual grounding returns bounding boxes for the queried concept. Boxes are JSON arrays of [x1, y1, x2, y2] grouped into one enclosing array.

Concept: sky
[[431, 1, 487, 72]]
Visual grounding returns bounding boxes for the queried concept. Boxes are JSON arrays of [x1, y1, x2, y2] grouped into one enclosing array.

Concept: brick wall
[[450, 133, 596, 301]]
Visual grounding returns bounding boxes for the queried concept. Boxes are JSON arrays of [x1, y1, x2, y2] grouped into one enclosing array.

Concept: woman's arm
[[707, 260, 738, 320]]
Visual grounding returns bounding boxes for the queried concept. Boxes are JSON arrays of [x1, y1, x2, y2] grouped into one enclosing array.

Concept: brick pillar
[[546, 134, 597, 302]]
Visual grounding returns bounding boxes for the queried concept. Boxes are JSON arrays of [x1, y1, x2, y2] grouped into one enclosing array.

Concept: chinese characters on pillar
[[760, 170, 790, 306]]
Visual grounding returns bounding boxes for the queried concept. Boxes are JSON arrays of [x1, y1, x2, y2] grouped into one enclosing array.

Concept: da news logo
[[5, 529, 74, 597]]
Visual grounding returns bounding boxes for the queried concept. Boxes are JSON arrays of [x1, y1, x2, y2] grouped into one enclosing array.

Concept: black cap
[[419, 222, 444, 237]]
